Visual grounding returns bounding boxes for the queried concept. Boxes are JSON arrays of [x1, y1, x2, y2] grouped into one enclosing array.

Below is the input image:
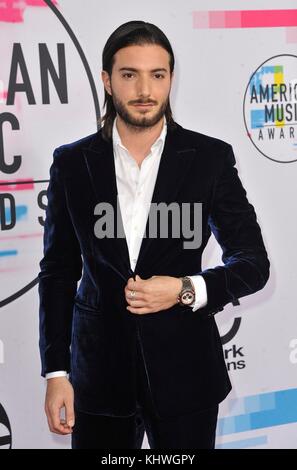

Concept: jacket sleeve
[[199, 145, 270, 314], [38, 147, 82, 376]]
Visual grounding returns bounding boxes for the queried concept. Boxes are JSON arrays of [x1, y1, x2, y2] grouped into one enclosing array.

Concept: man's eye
[[122, 73, 134, 78], [155, 74, 165, 79]]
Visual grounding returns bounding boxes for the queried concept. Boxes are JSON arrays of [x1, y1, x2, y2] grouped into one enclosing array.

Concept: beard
[[110, 88, 169, 132]]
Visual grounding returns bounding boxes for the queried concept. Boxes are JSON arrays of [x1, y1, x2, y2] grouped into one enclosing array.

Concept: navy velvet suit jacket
[[38, 121, 270, 418]]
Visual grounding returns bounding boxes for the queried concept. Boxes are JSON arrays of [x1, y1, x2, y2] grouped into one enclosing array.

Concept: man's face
[[102, 44, 173, 129]]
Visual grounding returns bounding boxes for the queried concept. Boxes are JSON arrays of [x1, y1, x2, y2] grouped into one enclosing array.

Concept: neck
[[115, 115, 164, 159]]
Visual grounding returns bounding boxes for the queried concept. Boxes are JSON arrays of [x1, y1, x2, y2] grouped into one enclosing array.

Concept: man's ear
[[101, 70, 112, 95]]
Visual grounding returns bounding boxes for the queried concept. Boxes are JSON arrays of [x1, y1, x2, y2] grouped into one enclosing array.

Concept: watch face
[[181, 290, 195, 305]]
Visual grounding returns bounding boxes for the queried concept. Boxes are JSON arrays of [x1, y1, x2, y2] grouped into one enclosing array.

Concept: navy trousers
[[71, 330, 219, 449]]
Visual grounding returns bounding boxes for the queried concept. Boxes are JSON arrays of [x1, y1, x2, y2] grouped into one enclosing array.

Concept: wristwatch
[[177, 276, 195, 306]]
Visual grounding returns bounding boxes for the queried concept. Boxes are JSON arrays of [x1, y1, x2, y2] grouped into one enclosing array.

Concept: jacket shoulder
[[53, 129, 102, 157], [177, 123, 232, 153], [175, 123, 235, 170]]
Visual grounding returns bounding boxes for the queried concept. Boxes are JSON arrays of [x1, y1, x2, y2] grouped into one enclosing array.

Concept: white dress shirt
[[46, 116, 207, 379]]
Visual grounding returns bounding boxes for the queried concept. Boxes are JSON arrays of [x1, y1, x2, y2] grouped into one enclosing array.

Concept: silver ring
[[130, 290, 136, 298]]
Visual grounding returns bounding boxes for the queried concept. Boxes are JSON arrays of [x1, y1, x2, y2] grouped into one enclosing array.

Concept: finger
[[126, 306, 152, 314], [124, 286, 146, 298], [127, 283, 146, 295], [65, 399, 75, 429], [127, 278, 136, 289], [51, 406, 71, 435], [125, 284, 136, 295], [127, 278, 144, 290], [45, 405, 55, 433], [126, 299, 147, 307], [125, 277, 133, 288], [45, 402, 61, 434], [60, 418, 69, 429], [47, 412, 65, 434], [126, 292, 147, 307], [125, 286, 138, 295]]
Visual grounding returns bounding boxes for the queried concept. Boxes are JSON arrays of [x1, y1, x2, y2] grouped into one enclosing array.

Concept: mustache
[[130, 100, 157, 105]]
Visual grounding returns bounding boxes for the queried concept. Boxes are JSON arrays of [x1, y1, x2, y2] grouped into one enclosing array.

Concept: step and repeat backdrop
[[0, 0, 296, 449]]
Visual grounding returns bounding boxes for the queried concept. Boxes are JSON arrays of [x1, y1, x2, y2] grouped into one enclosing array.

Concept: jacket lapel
[[134, 126, 197, 273], [82, 134, 131, 277], [82, 122, 197, 277]]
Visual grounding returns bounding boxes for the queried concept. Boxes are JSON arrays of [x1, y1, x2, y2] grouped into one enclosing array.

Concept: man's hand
[[125, 274, 183, 315], [45, 376, 75, 435]]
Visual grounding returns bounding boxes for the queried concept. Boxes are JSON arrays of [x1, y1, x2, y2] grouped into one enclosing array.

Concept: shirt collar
[[112, 115, 167, 154]]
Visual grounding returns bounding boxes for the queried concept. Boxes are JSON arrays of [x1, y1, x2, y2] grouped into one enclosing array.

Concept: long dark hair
[[100, 20, 177, 141]]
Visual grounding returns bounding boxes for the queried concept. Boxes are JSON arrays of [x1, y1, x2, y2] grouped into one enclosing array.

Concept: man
[[38, 21, 270, 449]]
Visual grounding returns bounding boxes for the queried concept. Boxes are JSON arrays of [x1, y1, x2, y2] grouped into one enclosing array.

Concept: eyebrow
[[118, 67, 168, 73]]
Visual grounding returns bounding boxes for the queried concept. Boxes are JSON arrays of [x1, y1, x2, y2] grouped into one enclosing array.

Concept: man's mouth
[[133, 103, 154, 107]]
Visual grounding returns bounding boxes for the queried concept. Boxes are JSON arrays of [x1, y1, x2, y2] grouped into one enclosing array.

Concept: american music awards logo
[[0, 403, 11, 449], [243, 54, 297, 163], [0, 0, 99, 308]]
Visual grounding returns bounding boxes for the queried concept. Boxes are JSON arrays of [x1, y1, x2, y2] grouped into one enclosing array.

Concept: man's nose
[[136, 76, 151, 97]]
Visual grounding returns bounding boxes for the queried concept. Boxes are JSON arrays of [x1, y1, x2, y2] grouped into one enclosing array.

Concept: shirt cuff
[[187, 275, 208, 312], [45, 371, 68, 379]]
